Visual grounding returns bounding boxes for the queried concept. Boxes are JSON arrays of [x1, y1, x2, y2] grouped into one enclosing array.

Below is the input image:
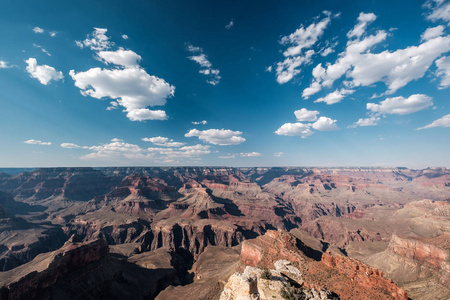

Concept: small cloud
[[25, 139, 51, 146], [240, 152, 262, 157], [122, 34, 129, 40], [192, 120, 207, 125], [186, 43, 221, 85], [33, 27, 44, 34], [348, 116, 380, 128], [225, 19, 234, 29], [76, 27, 113, 51], [33, 44, 51, 56], [274, 152, 284, 157], [312, 116, 339, 131], [294, 108, 319, 122], [266, 66, 273, 72], [417, 114, 450, 130], [49, 31, 57, 37], [25, 58, 63, 85], [275, 122, 314, 138], [0, 60, 11, 69], [142, 136, 185, 147], [219, 154, 236, 159], [185, 128, 245, 145], [367, 94, 433, 115]]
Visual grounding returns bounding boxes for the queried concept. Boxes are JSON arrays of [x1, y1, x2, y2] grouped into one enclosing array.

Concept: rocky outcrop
[[387, 234, 450, 285], [0, 237, 182, 300], [239, 230, 407, 300]]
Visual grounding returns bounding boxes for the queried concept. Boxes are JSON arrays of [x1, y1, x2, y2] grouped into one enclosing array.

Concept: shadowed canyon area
[[0, 167, 448, 299]]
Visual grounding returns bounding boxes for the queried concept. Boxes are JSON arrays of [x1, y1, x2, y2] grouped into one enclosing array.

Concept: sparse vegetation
[[261, 268, 272, 279]]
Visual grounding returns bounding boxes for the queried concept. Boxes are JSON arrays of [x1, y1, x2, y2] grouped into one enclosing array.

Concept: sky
[[0, 0, 449, 169]]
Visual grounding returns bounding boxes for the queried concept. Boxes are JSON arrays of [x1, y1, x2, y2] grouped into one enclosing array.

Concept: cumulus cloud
[[186, 44, 221, 85], [50, 31, 57, 37], [421, 25, 445, 41], [60, 138, 210, 163], [294, 108, 319, 121], [425, 0, 450, 23], [347, 12, 377, 39], [435, 55, 450, 88], [97, 49, 142, 67], [70, 66, 174, 121], [25, 58, 64, 85], [33, 27, 44, 34], [192, 120, 207, 125], [348, 116, 380, 128], [314, 88, 354, 105], [142, 136, 185, 147], [303, 12, 450, 98], [312, 116, 339, 131], [274, 152, 284, 157], [417, 114, 450, 130], [25, 139, 51, 145], [240, 152, 262, 157], [33, 44, 51, 56], [367, 94, 433, 115], [76, 28, 113, 51], [275, 122, 314, 138], [122, 34, 128, 40], [185, 129, 246, 145], [276, 11, 334, 84], [225, 19, 234, 29]]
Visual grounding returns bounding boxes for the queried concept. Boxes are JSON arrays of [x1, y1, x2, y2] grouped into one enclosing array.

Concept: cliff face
[[239, 230, 407, 300]]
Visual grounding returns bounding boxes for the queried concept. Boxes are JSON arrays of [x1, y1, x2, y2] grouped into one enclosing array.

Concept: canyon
[[0, 167, 448, 299]]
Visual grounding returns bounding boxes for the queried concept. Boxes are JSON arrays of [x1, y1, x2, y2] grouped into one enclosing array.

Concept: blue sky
[[0, 0, 449, 168]]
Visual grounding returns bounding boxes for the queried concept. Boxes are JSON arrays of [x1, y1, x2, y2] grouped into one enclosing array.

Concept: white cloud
[[435, 55, 450, 88], [25, 58, 64, 85], [69, 67, 174, 121], [425, 0, 450, 23], [347, 12, 377, 39], [122, 34, 128, 40], [61, 138, 210, 162], [192, 120, 207, 125], [0, 61, 11, 69], [275, 12, 333, 84], [97, 49, 142, 67], [367, 94, 433, 115], [274, 152, 284, 157], [126, 108, 167, 121], [275, 122, 314, 138], [421, 25, 445, 41], [33, 44, 51, 56], [225, 19, 234, 29], [76, 28, 113, 51], [348, 116, 380, 128], [219, 154, 236, 159], [187, 44, 221, 85], [266, 66, 273, 72], [50, 31, 57, 37], [33, 27, 44, 34], [142, 136, 185, 147], [312, 116, 339, 131], [25, 139, 51, 146], [185, 129, 246, 145], [294, 108, 319, 121], [314, 88, 354, 105], [240, 152, 262, 157], [61, 143, 86, 149], [303, 13, 450, 98], [417, 114, 450, 130], [280, 11, 332, 57]]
